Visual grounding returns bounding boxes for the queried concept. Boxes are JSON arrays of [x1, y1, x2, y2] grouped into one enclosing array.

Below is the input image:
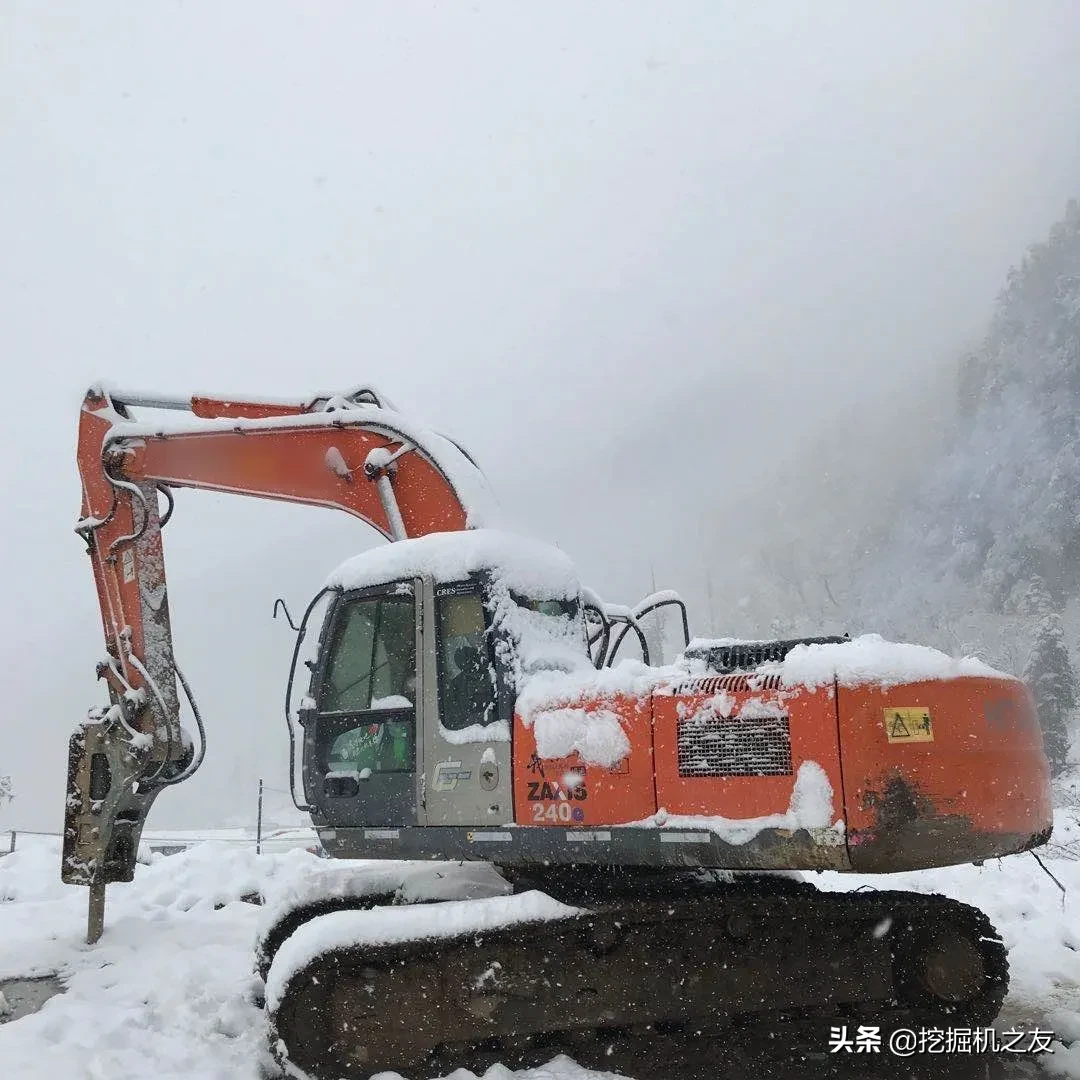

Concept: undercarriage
[[261, 868, 1011, 1080]]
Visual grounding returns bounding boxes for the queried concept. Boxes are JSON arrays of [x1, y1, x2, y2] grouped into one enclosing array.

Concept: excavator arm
[[64, 384, 488, 939]]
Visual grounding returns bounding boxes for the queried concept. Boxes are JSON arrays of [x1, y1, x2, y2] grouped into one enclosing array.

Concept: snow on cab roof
[[325, 529, 580, 599]]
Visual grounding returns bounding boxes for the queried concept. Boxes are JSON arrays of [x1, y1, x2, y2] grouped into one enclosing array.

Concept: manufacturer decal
[[531, 802, 586, 823], [527, 780, 587, 802], [528, 766, 588, 823], [883, 707, 934, 743], [432, 760, 473, 792]]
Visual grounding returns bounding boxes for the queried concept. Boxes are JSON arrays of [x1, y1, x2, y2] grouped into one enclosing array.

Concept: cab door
[[420, 578, 513, 825], [303, 579, 423, 828]]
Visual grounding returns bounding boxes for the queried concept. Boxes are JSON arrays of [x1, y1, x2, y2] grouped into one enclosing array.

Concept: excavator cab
[[291, 543, 588, 840]]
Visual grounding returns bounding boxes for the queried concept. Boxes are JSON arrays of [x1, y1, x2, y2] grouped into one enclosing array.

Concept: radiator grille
[[677, 712, 792, 778]]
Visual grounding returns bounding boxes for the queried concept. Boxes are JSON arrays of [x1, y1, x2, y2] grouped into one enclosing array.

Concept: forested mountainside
[[868, 200, 1080, 774], [751, 201, 1080, 775], [896, 199, 1080, 619]]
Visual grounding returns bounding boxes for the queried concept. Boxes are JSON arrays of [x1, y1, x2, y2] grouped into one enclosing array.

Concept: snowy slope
[[0, 821, 1078, 1080]]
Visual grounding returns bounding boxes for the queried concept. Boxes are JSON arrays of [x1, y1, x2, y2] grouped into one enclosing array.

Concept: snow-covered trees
[[0, 775, 12, 805], [1023, 615, 1077, 777], [826, 202, 1078, 622], [928, 202, 1080, 617], [749, 199, 1080, 780]]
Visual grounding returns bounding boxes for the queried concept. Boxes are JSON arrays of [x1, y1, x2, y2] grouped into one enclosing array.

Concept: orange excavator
[[64, 384, 1053, 1078]]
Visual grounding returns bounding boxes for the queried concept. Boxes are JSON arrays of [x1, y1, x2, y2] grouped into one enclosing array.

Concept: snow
[[516, 659, 679, 715], [677, 692, 730, 723], [439, 720, 511, 745], [1, 822, 1077, 1077], [326, 529, 579, 599], [323, 445, 351, 480], [758, 633, 1008, 689], [681, 632, 1009, 689], [98, 392, 500, 529], [265, 891, 580, 1012], [254, 859, 512, 965], [626, 761, 842, 844], [787, 760, 835, 828], [684, 636, 762, 649], [371, 694, 412, 710], [630, 589, 683, 615], [735, 696, 784, 720], [0, 837, 320, 1078], [528, 707, 630, 769]]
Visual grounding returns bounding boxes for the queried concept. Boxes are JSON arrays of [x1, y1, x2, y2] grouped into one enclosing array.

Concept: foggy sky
[[3, 2, 1079, 828]]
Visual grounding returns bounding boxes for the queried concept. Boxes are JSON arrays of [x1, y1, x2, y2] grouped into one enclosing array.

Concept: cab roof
[[325, 529, 580, 600]]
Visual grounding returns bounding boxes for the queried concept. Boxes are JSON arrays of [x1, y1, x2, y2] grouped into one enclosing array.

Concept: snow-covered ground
[[138, 827, 319, 855], [0, 813, 1078, 1080]]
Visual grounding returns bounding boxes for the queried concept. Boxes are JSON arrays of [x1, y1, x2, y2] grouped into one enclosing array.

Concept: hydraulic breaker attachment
[[61, 721, 170, 942]]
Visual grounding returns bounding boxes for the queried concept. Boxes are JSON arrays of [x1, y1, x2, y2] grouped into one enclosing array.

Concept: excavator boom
[[64, 384, 490, 937]]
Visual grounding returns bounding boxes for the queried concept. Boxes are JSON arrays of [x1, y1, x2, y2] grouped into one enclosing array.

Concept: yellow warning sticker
[[883, 707, 934, 743]]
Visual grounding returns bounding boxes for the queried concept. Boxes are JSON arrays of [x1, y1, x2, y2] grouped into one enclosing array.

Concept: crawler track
[[266, 875, 1008, 1080]]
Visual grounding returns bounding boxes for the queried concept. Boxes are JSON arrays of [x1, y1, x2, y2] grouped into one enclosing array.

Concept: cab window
[[317, 592, 416, 777], [320, 594, 416, 713], [436, 587, 497, 731]]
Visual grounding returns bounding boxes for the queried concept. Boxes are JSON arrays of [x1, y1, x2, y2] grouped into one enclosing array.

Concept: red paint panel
[[653, 685, 844, 825], [132, 426, 468, 537], [838, 677, 1053, 843], [512, 694, 656, 826]]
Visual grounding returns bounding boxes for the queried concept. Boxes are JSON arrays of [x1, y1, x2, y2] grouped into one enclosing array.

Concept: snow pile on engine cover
[[516, 630, 1011, 772], [515, 626, 1011, 776], [515, 658, 678, 768], [755, 633, 1008, 688], [265, 891, 579, 1011], [1, 825, 1079, 1077], [527, 706, 631, 768]]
